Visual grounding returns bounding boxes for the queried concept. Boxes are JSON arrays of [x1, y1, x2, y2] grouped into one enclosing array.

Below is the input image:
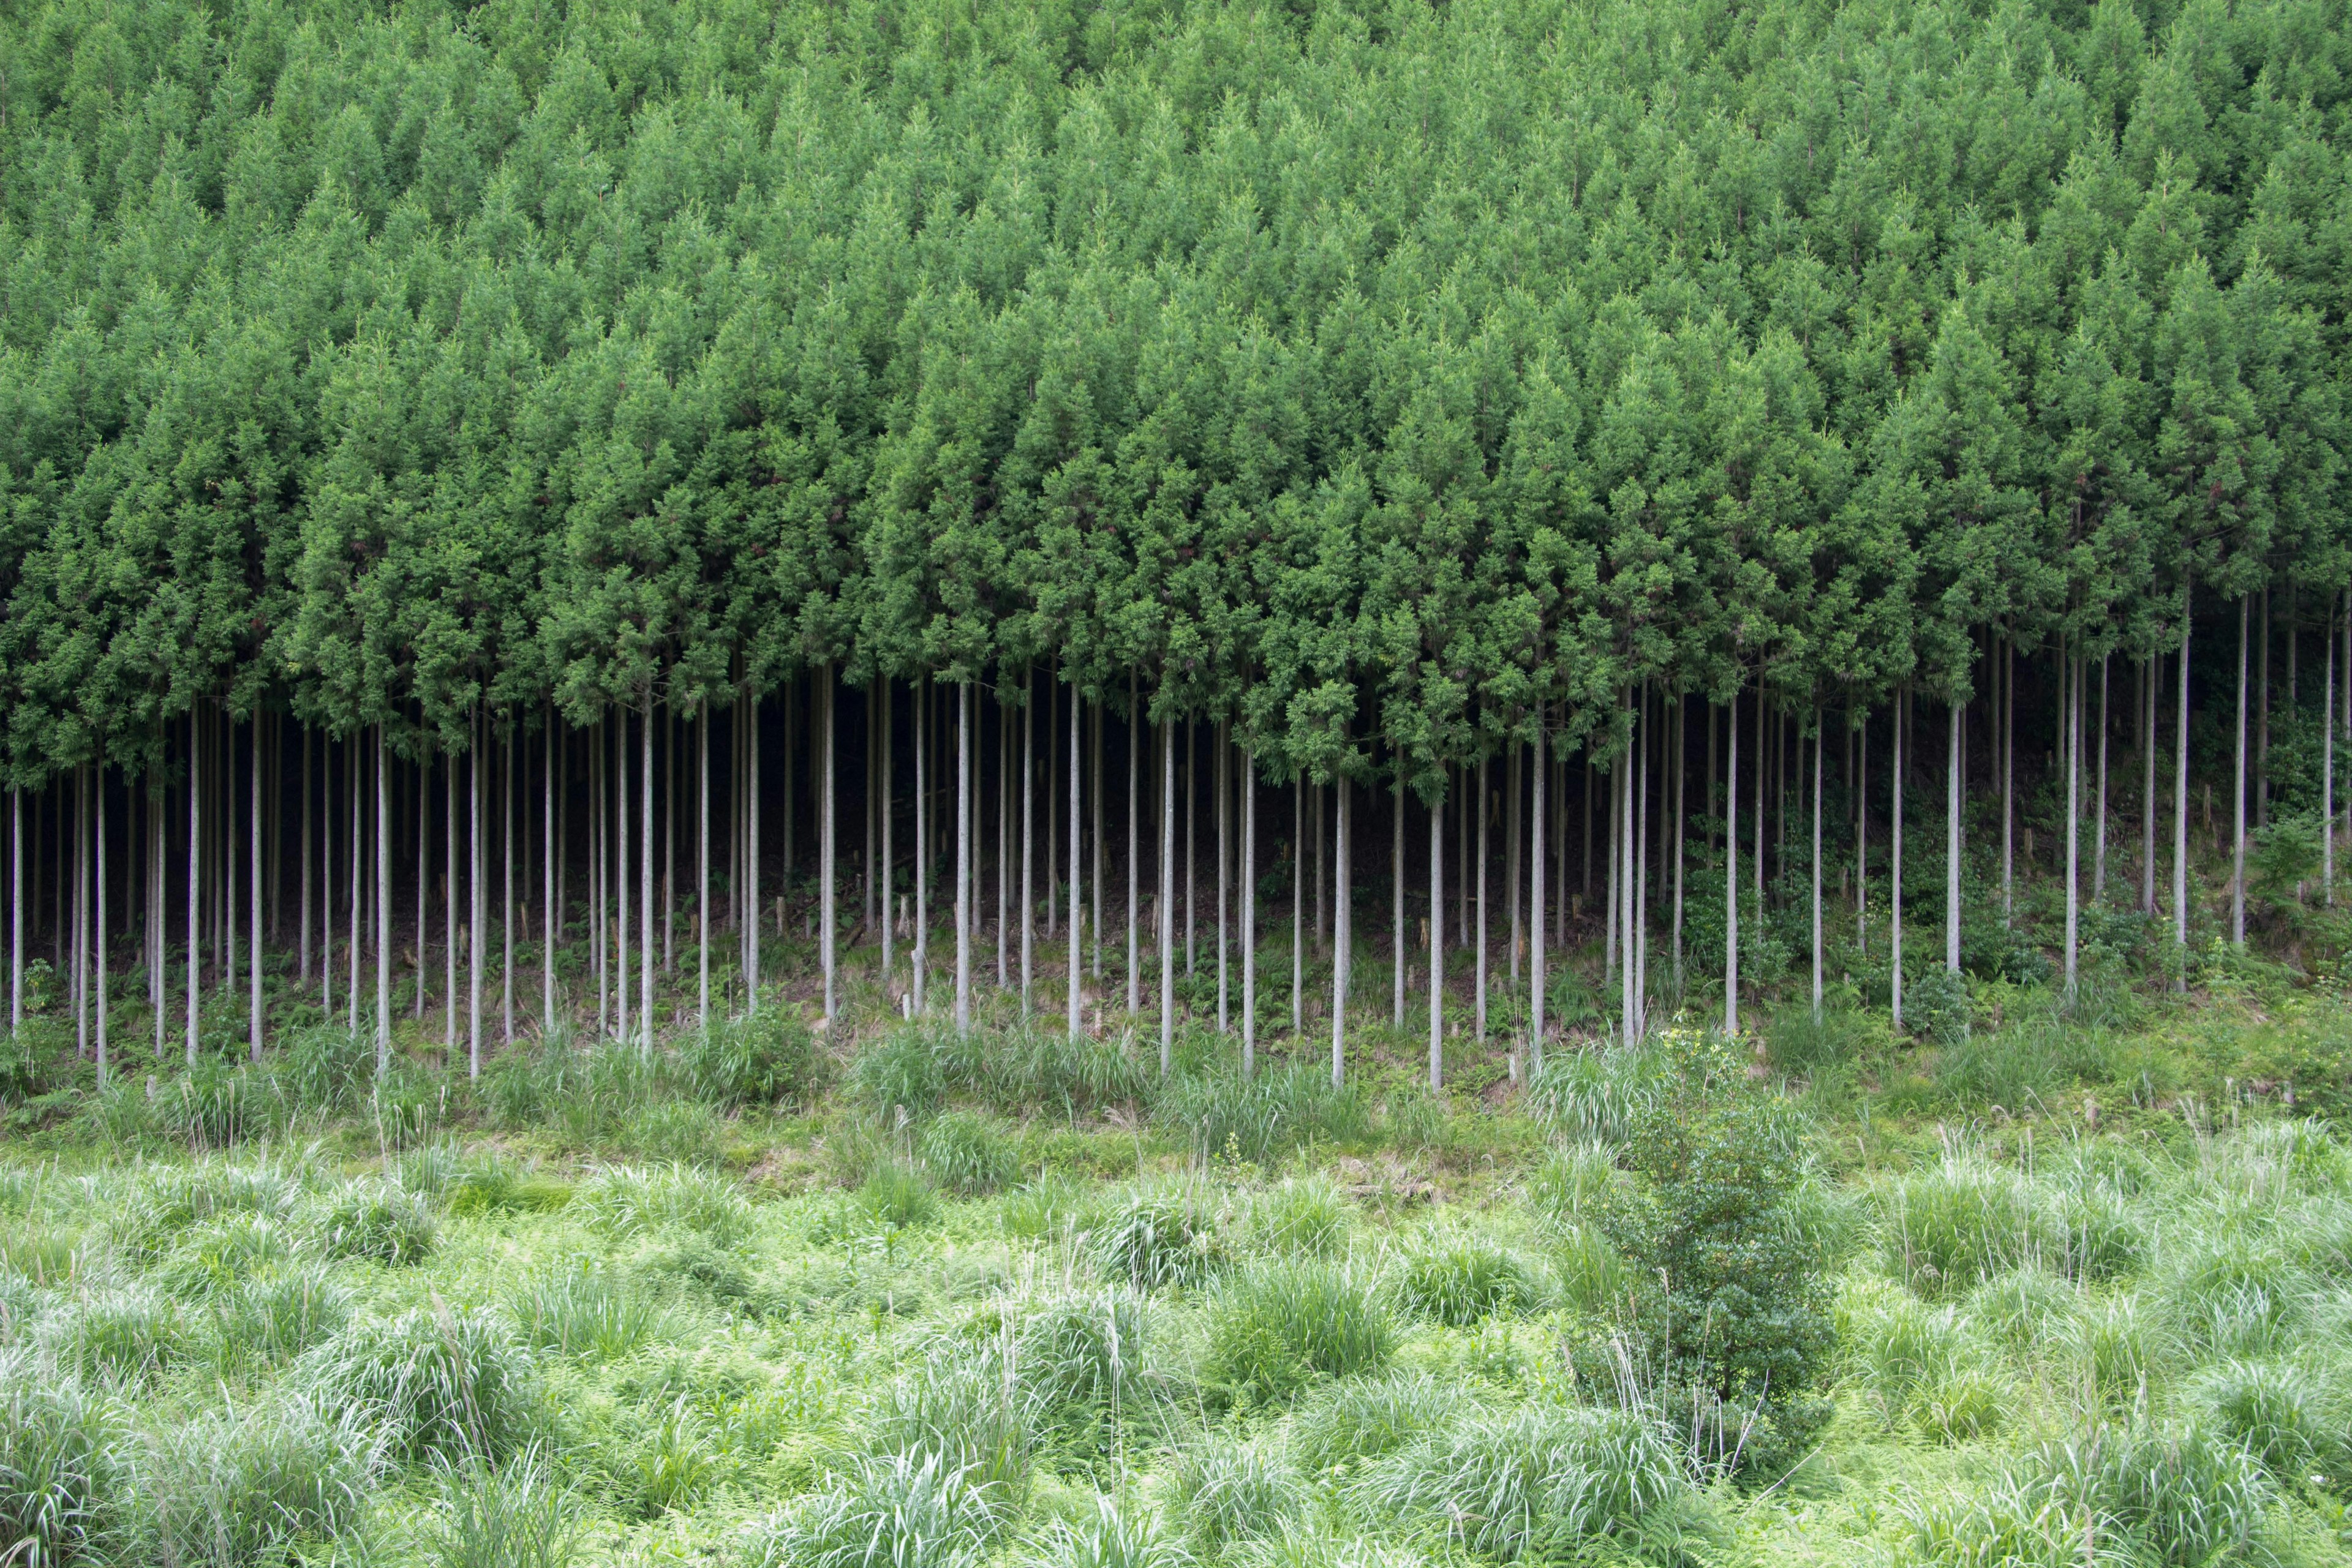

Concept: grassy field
[[8, 968, 2352, 1568]]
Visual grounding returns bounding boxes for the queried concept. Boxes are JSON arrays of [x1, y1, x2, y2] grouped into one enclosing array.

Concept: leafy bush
[[1351, 1403, 1684, 1561], [920, 1113, 1020, 1197], [319, 1181, 438, 1265], [302, 1307, 536, 1463], [743, 1453, 1010, 1568], [146, 1395, 382, 1568], [1152, 1064, 1368, 1163], [1095, 1186, 1227, 1291], [674, 1009, 825, 1108], [1390, 1230, 1542, 1326], [0, 1355, 123, 1568], [1205, 1259, 1393, 1403], [571, 1163, 752, 1245], [1904, 967, 1972, 1046]]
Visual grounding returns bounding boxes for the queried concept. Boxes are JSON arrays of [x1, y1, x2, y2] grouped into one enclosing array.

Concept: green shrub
[[146, 1395, 382, 1568], [675, 1009, 825, 1108], [1153, 1063, 1368, 1163], [1904, 967, 1972, 1046], [921, 1113, 1020, 1197], [1205, 1259, 1393, 1404], [319, 1181, 438, 1265], [512, 1262, 676, 1360], [126, 1159, 306, 1256], [277, 1027, 379, 1117], [1390, 1230, 1542, 1326], [0, 1357, 123, 1568], [572, 1163, 752, 1245], [302, 1307, 536, 1463], [1287, 1372, 1475, 1474], [428, 1449, 580, 1568], [624, 1100, 728, 1166], [1250, 1177, 1351, 1257], [160, 1212, 304, 1297], [743, 1452, 1011, 1568], [1095, 1187, 1227, 1291], [1351, 1403, 1683, 1561], [1549, 1224, 1635, 1319]]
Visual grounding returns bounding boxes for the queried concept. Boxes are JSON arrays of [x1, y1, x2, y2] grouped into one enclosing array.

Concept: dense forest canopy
[[0, 0, 2342, 778]]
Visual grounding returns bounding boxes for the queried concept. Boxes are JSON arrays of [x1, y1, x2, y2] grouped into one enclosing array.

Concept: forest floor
[[7, 940, 2352, 1568]]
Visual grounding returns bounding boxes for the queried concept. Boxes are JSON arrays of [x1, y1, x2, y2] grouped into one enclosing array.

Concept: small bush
[[1205, 1259, 1393, 1404], [1352, 1403, 1683, 1561], [1904, 967, 1972, 1046], [1250, 1178, 1351, 1257], [146, 1395, 382, 1568], [1390, 1230, 1542, 1326], [1287, 1372, 1475, 1474], [428, 1448, 580, 1568], [572, 1163, 752, 1245], [319, 1181, 439, 1265], [921, 1113, 1020, 1197], [1095, 1187, 1227, 1291], [513, 1262, 676, 1360], [0, 1356, 123, 1568], [675, 1009, 825, 1108], [302, 1307, 536, 1463], [743, 1452, 1010, 1568]]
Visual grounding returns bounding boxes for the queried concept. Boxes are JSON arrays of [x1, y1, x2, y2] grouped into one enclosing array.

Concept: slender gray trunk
[[472, 717, 485, 1076], [252, 725, 263, 1058], [1507, 740, 1523, 991], [1724, 696, 1738, 1038], [1127, 678, 1140, 1015], [2066, 653, 2082, 998], [746, 688, 761, 1009], [698, 702, 710, 1027], [1186, 724, 1197, 976], [1217, 720, 1230, 1033], [1020, 671, 1034, 1014], [2233, 595, 2249, 945], [1391, 769, 1404, 1031], [641, 696, 654, 1050], [545, 717, 556, 1034], [1947, 694, 1962, 974], [1891, 691, 1904, 1028], [1092, 700, 1104, 982], [2001, 639, 2014, 922], [415, 750, 426, 1019], [1242, 745, 1256, 1075], [1670, 704, 1685, 998], [664, 706, 674, 973], [1812, 712, 1824, 1019], [189, 719, 202, 1065], [883, 680, 895, 984], [96, 770, 108, 1084], [617, 711, 630, 1047], [1065, 683, 1079, 1039], [914, 676, 928, 1013], [2176, 589, 2193, 981], [1533, 720, 1550, 1071], [2095, 655, 2110, 901], [822, 671, 837, 1021], [1430, 785, 1444, 1088], [2328, 603, 2338, 907], [1292, 778, 1304, 1033], [1160, 718, 1175, 1076], [1476, 753, 1489, 1041], [1636, 693, 1649, 1039], [959, 679, 974, 1036], [2144, 657, 2159, 914], [299, 738, 311, 984], [1331, 771, 1349, 1088], [10, 786, 20, 1034]]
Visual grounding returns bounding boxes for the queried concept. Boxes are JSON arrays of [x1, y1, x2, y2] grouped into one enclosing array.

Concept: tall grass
[[1205, 1259, 1393, 1403], [205, 1264, 352, 1373], [511, 1262, 678, 1360], [1095, 1186, 1228, 1291], [301, 1307, 536, 1463], [1524, 1046, 1669, 1145], [870, 1338, 1038, 1496], [1248, 1178, 1352, 1257], [743, 1452, 1011, 1568], [49, 1283, 193, 1383], [1035, 1495, 1189, 1568], [1389, 1229, 1543, 1326], [318, 1180, 439, 1264], [1287, 1373, 1477, 1474], [571, 1163, 753, 1245], [1881, 1155, 2054, 1298], [1166, 1436, 1306, 1555], [1152, 1064, 1369, 1164], [921, 1112, 1020, 1197], [428, 1448, 581, 1568], [146, 1395, 382, 1568], [0, 1352, 122, 1568], [848, 1022, 1145, 1121], [1350, 1403, 1684, 1560]]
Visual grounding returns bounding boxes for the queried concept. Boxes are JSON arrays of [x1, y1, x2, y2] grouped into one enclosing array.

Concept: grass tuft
[[921, 1112, 1020, 1197], [1390, 1229, 1543, 1326], [1205, 1259, 1393, 1403], [1095, 1186, 1227, 1291], [511, 1261, 677, 1360], [1287, 1373, 1476, 1475], [744, 1452, 1011, 1568], [1167, 1434, 1306, 1555], [318, 1180, 439, 1265], [147, 1394, 382, 1568], [428, 1447, 581, 1568], [301, 1306, 536, 1463], [572, 1163, 752, 1245]]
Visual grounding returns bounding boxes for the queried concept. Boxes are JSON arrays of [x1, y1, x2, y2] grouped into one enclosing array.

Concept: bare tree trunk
[[1092, 699, 1104, 983], [664, 705, 674, 974], [251, 725, 263, 1058], [1160, 718, 1175, 1076], [697, 701, 709, 1028], [1621, 703, 1637, 1043], [1127, 674, 1140, 1016], [1947, 693, 1962, 974], [472, 717, 486, 1076], [1186, 723, 1197, 976], [958, 679, 974, 1036], [1292, 777, 1304, 1035], [996, 687, 1008, 989], [1066, 683, 1079, 1040], [1636, 692, 1650, 1039], [1020, 671, 1034, 1014], [2002, 638, 2014, 922], [1218, 720, 1231, 1034], [617, 710, 630, 1048], [1476, 753, 1489, 1042], [865, 680, 878, 940], [1392, 767, 1404, 1031], [2328, 601, 2339, 907], [2066, 652, 2082, 998], [1508, 739, 1523, 992], [1604, 753, 1618, 986], [2144, 658, 2159, 914], [1044, 682, 1057, 941], [822, 670, 837, 1022], [1331, 771, 1349, 1088], [415, 750, 426, 1019], [2095, 655, 2110, 902], [2258, 586, 2271, 829], [1671, 701, 1686, 998], [1533, 718, 1550, 1071], [913, 676, 928, 1014], [1430, 783, 1444, 1089], [350, 734, 363, 1031], [1856, 715, 1868, 956], [299, 737, 311, 986], [1812, 711, 1824, 1019], [1242, 744, 1256, 1076], [322, 729, 334, 1023], [375, 728, 390, 1065], [884, 680, 896, 987], [96, 770, 108, 1084], [1725, 693, 1738, 1038], [2234, 595, 2249, 945], [746, 688, 760, 1009], [545, 716, 556, 1034], [189, 720, 203, 1065], [641, 696, 654, 1050], [1891, 690, 1904, 1028], [9, 785, 19, 1034], [591, 723, 605, 1037], [2176, 590, 2193, 982], [502, 732, 514, 1044]]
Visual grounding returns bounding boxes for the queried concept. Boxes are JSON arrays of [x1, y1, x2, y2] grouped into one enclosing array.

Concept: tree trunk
[[914, 675, 928, 1014], [2095, 655, 2110, 902], [1391, 768, 1404, 1031], [2175, 589, 2193, 981], [1217, 719, 1231, 1033], [1623, 702, 1637, 1042], [617, 710, 630, 1048], [1636, 691, 1650, 1039], [592, 723, 606, 1036], [640, 696, 654, 1050], [958, 678, 974, 1036], [299, 736, 311, 986], [1670, 703, 1685, 998], [696, 702, 709, 1028], [1725, 693, 1738, 1038], [10, 785, 20, 1034], [1507, 739, 1523, 991], [322, 729, 334, 1023], [1947, 693, 1962, 974], [746, 687, 761, 1009], [1127, 674, 1140, 1016], [2234, 594, 2250, 945], [865, 680, 878, 941], [995, 686, 1008, 989], [251, 724, 263, 1058], [1292, 777, 1305, 1034], [2001, 638, 2015, 923], [1242, 744, 1256, 1076], [96, 770, 108, 1084], [1020, 671, 1034, 1014], [822, 669, 838, 1022], [2258, 586, 2271, 828], [2066, 652, 2082, 998], [1330, 770, 1349, 1088], [505, 732, 515, 1045], [1092, 699, 1104, 982], [473, 717, 486, 1076], [1812, 710, 1824, 1019], [546, 716, 557, 1035], [1604, 753, 1618, 985], [2328, 601, 2339, 907], [414, 751, 426, 1019], [1475, 753, 1489, 1042], [1856, 715, 1869, 956], [664, 706, 674, 974], [2143, 658, 2159, 914], [1160, 718, 1176, 1076], [1065, 683, 1079, 1039], [1429, 783, 1444, 1090], [189, 722, 203, 1065], [1532, 718, 1548, 1071], [1891, 690, 1904, 1028], [1186, 723, 1197, 976]]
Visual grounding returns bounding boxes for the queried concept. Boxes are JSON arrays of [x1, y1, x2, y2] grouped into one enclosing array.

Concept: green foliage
[[919, 1114, 1020, 1197], [301, 1308, 536, 1464], [745, 1454, 1010, 1568], [511, 1263, 677, 1361], [1152, 1065, 1368, 1164], [1904, 970, 1972, 1046], [318, 1181, 438, 1265], [428, 1450, 581, 1568], [1287, 1373, 1477, 1475], [0, 1358, 122, 1568], [1525, 1047, 1669, 1145], [674, 1012, 826, 1110], [571, 1164, 752, 1246], [1390, 1230, 1544, 1327], [1248, 1177, 1352, 1258], [1094, 1187, 1227, 1291], [861, 1164, 944, 1230], [145, 1396, 382, 1568]]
